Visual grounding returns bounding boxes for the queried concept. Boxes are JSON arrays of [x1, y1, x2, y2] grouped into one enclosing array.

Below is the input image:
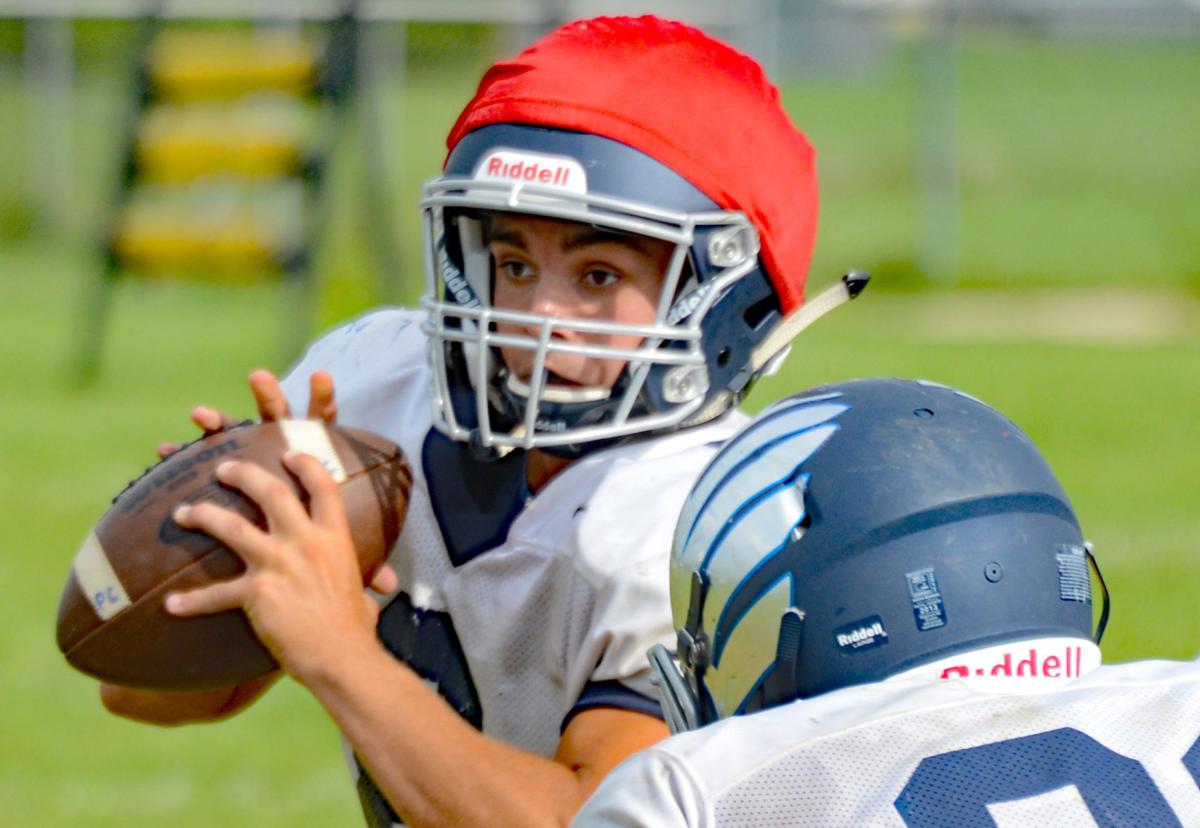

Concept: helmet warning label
[[1056, 544, 1091, 603], [907, 566, 947, 631]]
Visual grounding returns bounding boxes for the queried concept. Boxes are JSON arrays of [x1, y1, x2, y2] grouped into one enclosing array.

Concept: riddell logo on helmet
[[834, 615, 888, 654], [474, 150, 587, 195], [939, 643, 1088, 680]]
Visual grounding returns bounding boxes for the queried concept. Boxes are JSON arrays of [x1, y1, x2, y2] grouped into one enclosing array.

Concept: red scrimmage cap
[[445, 16, 819, 313]]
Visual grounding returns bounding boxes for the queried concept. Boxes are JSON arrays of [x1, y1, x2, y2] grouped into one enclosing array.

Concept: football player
[[574, 377, 1200, 826], [98, 16, 865, 827]]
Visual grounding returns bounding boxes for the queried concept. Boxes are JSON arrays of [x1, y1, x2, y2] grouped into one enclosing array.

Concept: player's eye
[[496, 259, 534, 281], [581, 268, 620, 288]]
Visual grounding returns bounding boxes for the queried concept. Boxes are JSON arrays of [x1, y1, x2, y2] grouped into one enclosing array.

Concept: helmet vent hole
[[716, 347, 731, 367], [914, 408, 935, 419], [742, 294, 778, 330]]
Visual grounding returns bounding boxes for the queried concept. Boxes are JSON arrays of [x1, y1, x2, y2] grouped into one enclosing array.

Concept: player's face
[[487, 214, 673, 390]]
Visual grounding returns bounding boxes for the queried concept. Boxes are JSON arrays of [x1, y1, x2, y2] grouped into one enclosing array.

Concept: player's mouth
[[543, 369, 582, 387]]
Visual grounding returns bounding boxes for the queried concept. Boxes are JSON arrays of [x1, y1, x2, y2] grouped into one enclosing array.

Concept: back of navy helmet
[[660, 378, 1103, 728]]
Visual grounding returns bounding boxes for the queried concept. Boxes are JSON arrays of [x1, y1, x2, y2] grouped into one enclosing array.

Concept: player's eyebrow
[[561, 225, 659, 256], [484, 225, 527, 250], [485, 221, 659, 257]]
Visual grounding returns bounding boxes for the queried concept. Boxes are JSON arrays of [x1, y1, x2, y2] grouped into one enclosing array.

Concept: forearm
[[302, 644, 587, 828]]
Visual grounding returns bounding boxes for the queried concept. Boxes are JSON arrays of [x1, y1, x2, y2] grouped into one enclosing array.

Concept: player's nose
[[527, 270, 581, 323]]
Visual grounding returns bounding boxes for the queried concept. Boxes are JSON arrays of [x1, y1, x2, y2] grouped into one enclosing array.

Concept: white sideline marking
[[904, 288, 1200, 344], [73, 532, 131, 621], [280, 419, 347, 483]]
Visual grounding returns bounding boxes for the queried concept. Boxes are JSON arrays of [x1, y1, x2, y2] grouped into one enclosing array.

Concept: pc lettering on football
[[55, 420, 412, 689]]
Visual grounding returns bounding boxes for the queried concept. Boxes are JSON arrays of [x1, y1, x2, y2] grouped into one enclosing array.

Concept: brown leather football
[[56, 419, 412, 690]]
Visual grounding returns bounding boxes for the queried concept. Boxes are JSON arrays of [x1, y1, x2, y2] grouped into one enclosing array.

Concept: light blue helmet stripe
[[677, 398, 848, 562], [698, 466, 809, 572], [710, 508, 801, 668]]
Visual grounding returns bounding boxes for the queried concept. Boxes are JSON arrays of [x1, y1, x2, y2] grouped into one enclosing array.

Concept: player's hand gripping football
[[151, 369, 391, 678], [157, 367, 395, 599], [166, 448, 395, 684], [98, 370, 397, 723]]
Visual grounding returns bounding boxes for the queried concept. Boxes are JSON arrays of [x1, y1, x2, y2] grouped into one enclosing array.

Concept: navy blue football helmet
[[651, 377, 1108, 732]]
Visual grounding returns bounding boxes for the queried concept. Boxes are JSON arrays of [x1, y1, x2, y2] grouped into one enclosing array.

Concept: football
[[56, 419, 412, 690]]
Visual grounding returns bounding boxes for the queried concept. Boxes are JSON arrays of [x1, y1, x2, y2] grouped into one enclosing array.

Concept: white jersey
[[575, 652, 1200, 827], [281, 308, 748, 827]]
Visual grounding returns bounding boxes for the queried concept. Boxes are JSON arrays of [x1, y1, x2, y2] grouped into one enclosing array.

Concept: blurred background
[[2, 1, 1198, 824]]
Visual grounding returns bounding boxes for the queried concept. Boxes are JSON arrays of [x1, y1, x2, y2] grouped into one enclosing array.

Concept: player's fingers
[[156, 441, 182, 460], [164, 580, 245, 617], [308, 371, 337, 423], [192, 406, 223, 432], [361, 591, 382, 624], [367, 563, 398, 596], [191, 406, 241, 434], [172, 498, 277, 567], [249, 369, 291, 422], [282, 451, 348, 534], [212, 460, 313, 537]]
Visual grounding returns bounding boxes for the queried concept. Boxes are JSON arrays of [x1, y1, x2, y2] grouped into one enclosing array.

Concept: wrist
[[287, 627, 387, 694]]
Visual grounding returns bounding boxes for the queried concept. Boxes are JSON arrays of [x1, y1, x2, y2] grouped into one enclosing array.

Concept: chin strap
[[749, 270, 870, 374], [678, 270, 871, 431], [1085, 541, 1110, 643]]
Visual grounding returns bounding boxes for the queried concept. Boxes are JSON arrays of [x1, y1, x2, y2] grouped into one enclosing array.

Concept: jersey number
[[895, 727, 1197, 826]]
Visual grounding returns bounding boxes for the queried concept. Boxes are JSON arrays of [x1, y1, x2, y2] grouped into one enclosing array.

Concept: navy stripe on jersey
[[561, 680, 665, 733], [421, 428, 529, 567], [359, 590, 485, 826], [376, 590, 482, 727]]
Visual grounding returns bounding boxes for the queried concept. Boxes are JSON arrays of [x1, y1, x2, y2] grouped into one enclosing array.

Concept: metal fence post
[[23, 14, 75, 241]]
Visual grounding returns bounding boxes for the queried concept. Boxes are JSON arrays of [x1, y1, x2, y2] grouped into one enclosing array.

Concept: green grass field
[[3, 249, 1197, 826], [1, 23, 1198, 827]]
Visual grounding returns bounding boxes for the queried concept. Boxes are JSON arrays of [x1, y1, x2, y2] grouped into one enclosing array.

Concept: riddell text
[[485, 158, 572, 187], [939, 645, 1085, 680]]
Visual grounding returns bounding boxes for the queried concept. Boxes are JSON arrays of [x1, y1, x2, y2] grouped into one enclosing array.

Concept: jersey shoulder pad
[[298, 307, 425, 370], [569, 434, 728, 579], [282, 307, 428, 420]]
